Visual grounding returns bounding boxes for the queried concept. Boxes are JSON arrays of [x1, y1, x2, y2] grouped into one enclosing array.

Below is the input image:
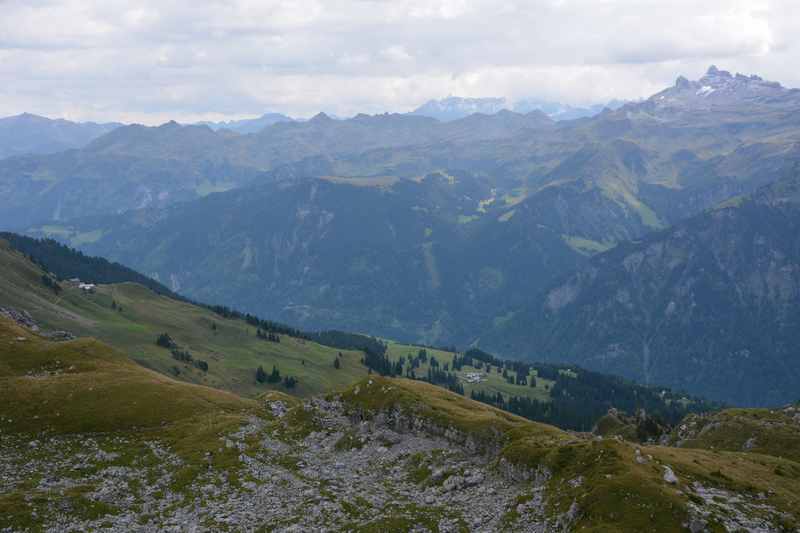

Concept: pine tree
[[267, 365, 281, 383], [256, 365, 267, 383]]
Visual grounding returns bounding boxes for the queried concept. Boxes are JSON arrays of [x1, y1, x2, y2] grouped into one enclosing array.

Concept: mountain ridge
[[0, 113, 122, 160], [486, 172, 800, 406]]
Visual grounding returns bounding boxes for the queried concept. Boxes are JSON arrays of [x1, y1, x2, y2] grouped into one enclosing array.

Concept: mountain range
[[196, 112, 295, 133], [410, 96, 625, 122], [3, 65, 800, 531], [3, 66, 800, 405], [489, 172, 800, 406], [0, 113, 121, 159]]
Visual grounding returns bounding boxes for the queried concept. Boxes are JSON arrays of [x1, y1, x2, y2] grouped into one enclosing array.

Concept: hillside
[[49, 174, 584, 344], [671, 406, 800, 464], [489, 173, 800, 406], [0, 109, 551, 230], [0, 234, 714, 433], [383, 342, 712, 432], [0, 237, 367, 398], [0, 317, 254, 435], [2, 332, 798, 532]]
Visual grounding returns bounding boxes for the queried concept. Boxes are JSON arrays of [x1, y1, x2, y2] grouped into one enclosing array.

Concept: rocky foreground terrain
[[2, 385, 797, 532], [1, 392, 574, 532]]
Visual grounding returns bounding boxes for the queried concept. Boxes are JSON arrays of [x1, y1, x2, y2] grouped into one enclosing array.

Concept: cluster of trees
[[256, 329, 281, 343], [5, 233, 181, 300], [170, 348, 208, 372], [40, 274, 61, 295], [255, 365, 297, 389], [156, 333, 177, 349], [209, 305, 392, 361], [467, 362, 715, 431], [372, 342, 715, 431], [402, 349, 450, 373], [312, 330, 387, 355], [256, 365, 281, 383], [155, 333, 209, 372], [500, 367, 530, 386], [210, 305, 307, 339], [362, 345, 403, 376], [470, 389, 600, 430], [425, 366, 464, 395], [451, 349, 533, 387], [362, 346, 464, 395]]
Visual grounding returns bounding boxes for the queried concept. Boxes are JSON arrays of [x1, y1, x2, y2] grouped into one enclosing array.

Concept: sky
[[1, 0, 798, 124]]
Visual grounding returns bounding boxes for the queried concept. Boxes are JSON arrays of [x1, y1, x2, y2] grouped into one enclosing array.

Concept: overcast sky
[[1, 0, 798, 124]]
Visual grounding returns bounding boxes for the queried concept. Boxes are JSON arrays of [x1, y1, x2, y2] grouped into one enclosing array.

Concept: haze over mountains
[[0, 113, 121, 160], [3, 66, 800, 405], [409, 96, 625, 122], [0, 94, 618, 158]]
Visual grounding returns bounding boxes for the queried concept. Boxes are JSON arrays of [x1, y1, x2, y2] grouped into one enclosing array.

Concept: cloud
[[0, 0, 795, 123]]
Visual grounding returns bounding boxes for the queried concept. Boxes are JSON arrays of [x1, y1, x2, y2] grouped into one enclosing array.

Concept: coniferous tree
[[267, 365, 281, 383], [156, 333, 176, 349]]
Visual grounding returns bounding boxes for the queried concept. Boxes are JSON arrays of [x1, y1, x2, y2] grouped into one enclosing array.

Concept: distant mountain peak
[[410, 97, 508, 122], [0, 112, 122, 159], [652, 66, 789, 110], [309, 112, 334, 123], [196, 112, 295, 134], [411, 96, 621, 122], [674, 75, 690, 89]]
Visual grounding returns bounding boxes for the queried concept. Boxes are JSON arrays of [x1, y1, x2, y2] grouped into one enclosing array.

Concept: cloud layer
[[1, 0, 796, 123]]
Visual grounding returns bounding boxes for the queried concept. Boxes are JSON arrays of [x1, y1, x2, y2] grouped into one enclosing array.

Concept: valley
[[15, 68, 800, 405], [0, 235, 707, 431], [3, 55, 800, 532]]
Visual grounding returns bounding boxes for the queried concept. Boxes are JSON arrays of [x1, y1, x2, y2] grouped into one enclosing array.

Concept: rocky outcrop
[[0, 397, 575, 532], [0, 306, 75, 341], [0, 307, 39, 331]]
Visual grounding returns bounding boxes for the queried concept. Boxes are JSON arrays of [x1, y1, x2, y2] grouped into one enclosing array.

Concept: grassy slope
[[1, 238, 549, 404], [0, 316, 268, 529], [385, 341, 554, 402], [0, 317, 253, 434], [0, 240, 366, 397], [341, 376, 800, 532], [674, 407, 800, 464]]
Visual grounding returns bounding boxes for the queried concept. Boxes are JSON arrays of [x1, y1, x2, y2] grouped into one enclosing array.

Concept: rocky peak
[[674, 75, 691, 89], [309, 112, 334, 124], [651, 66, 789, 111]]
